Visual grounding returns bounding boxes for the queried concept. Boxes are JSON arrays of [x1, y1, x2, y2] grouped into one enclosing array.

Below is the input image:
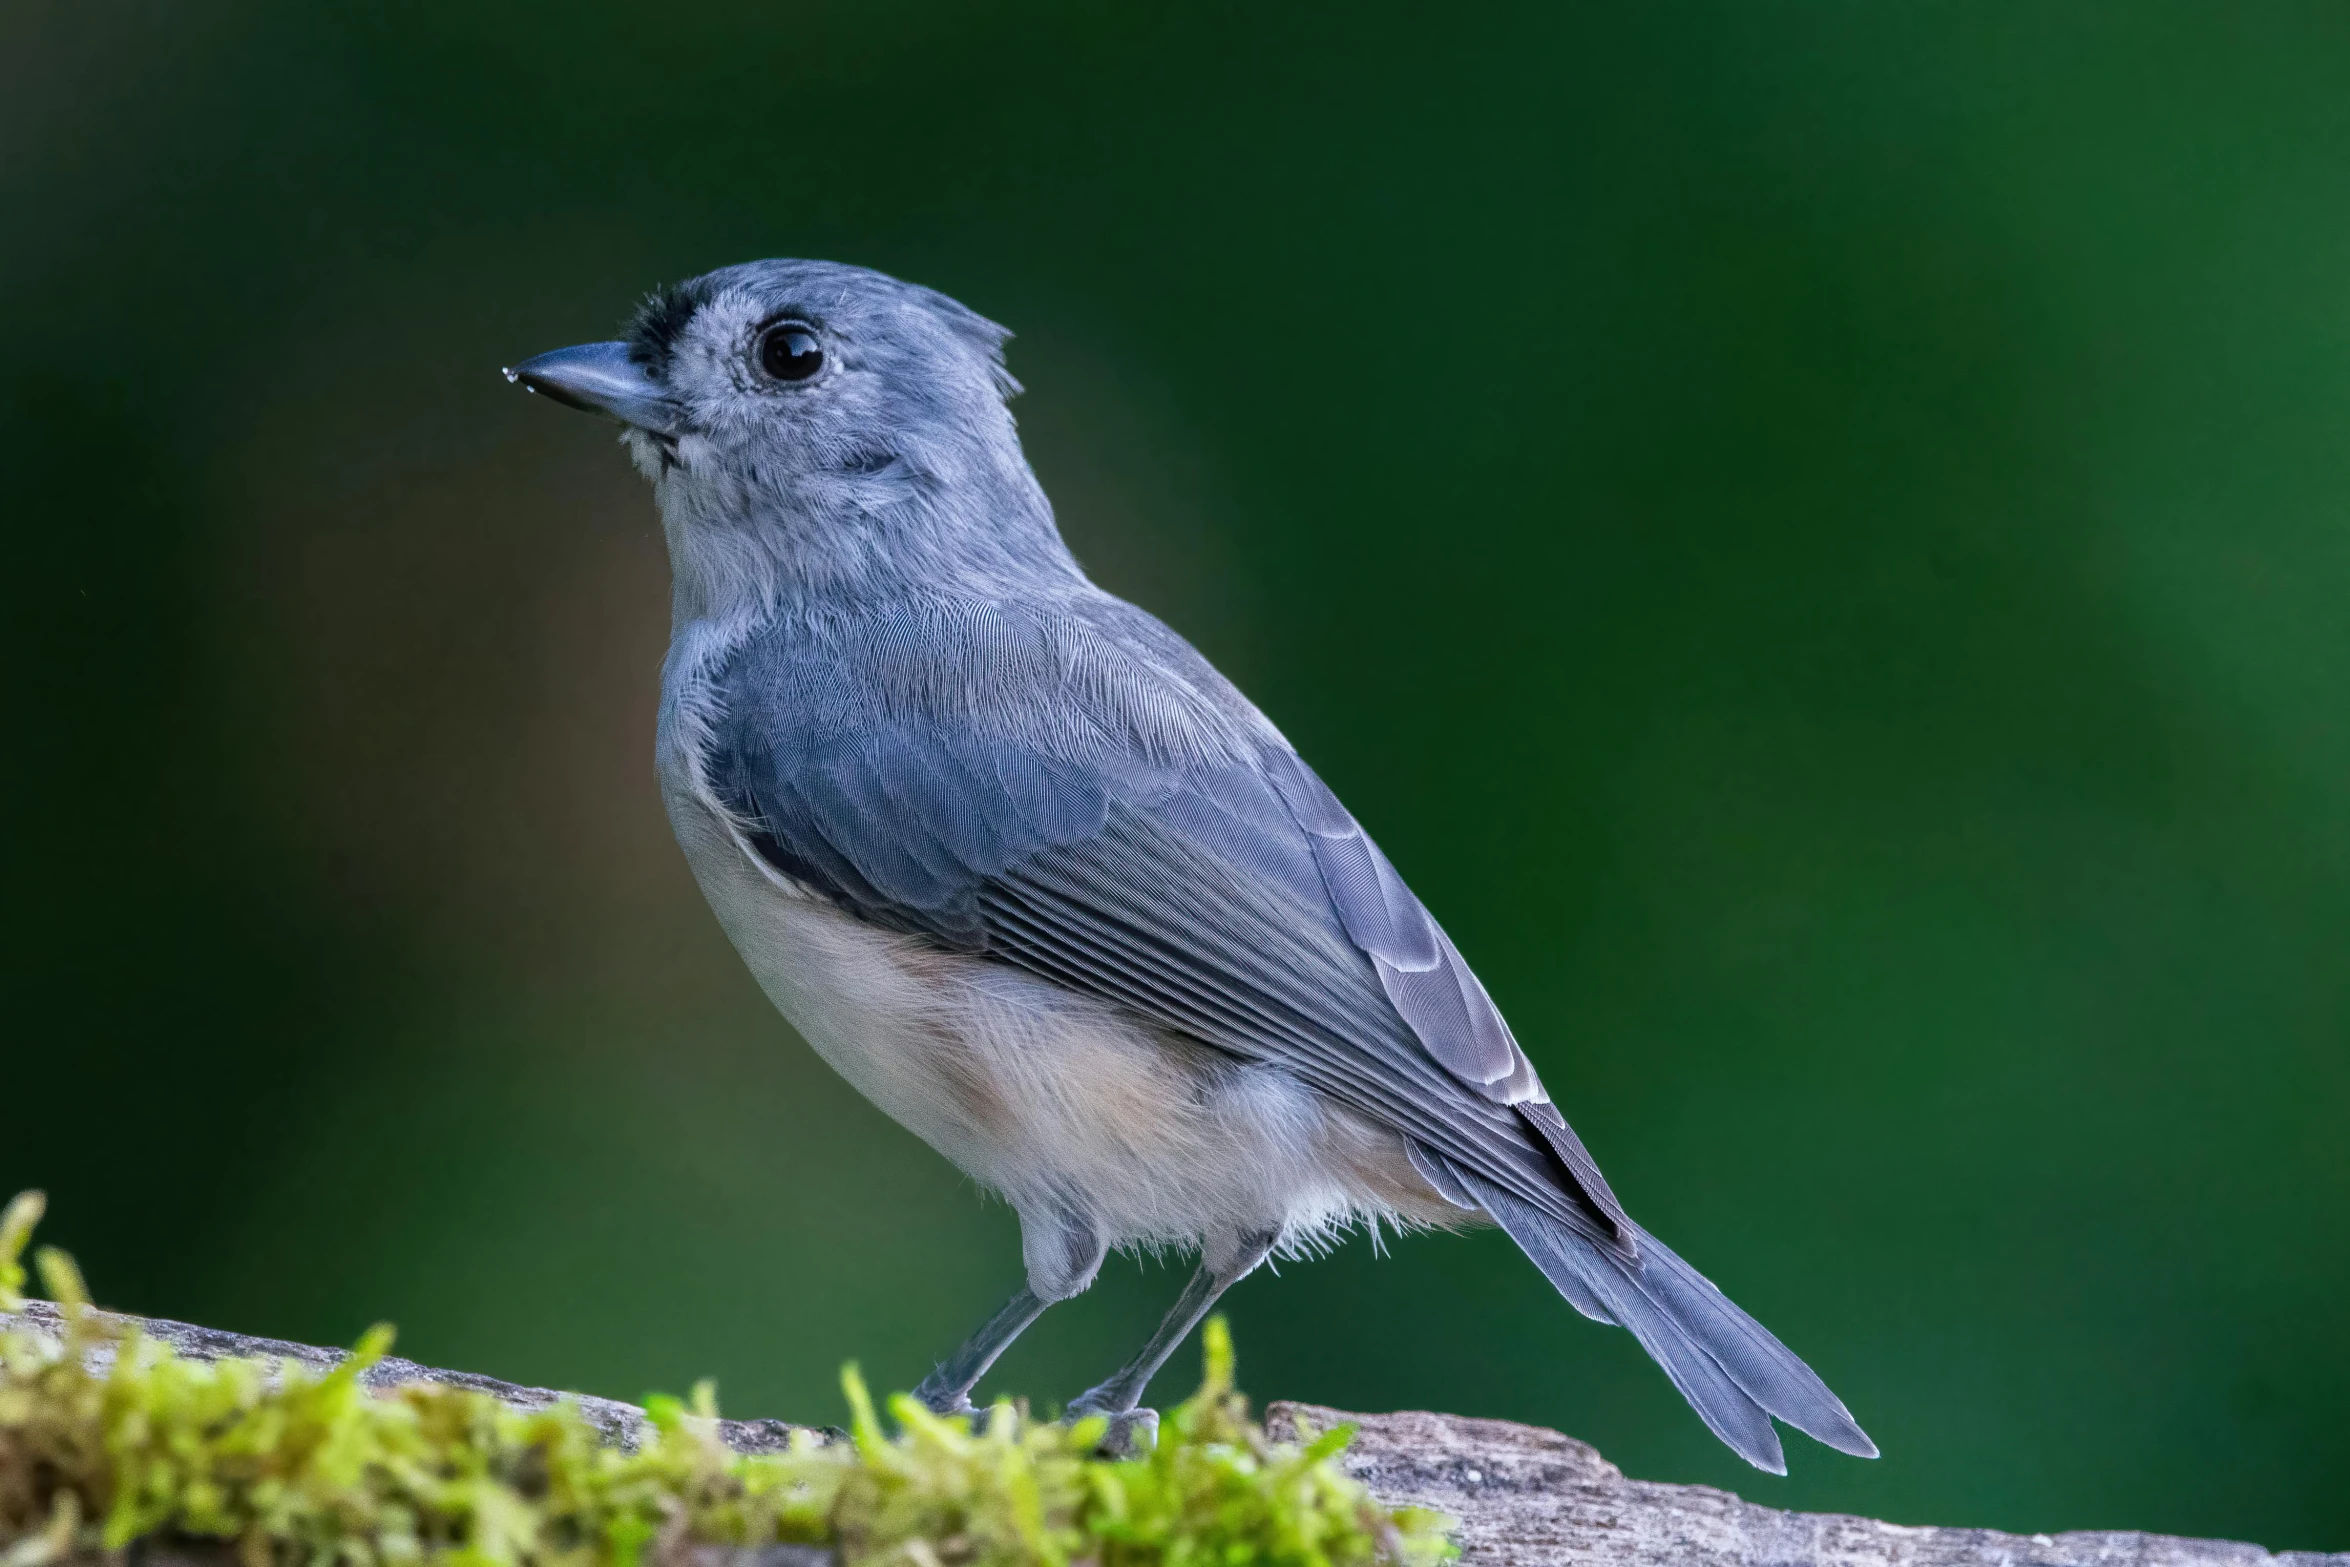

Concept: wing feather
[[706, 601, 1628, 1244]]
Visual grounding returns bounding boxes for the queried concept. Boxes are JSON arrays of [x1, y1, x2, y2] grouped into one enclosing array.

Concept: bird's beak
[[503, 341, 681, 434]]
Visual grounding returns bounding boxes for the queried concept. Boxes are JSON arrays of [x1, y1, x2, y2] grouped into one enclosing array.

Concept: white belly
[[662, 784, 1450, 1254]]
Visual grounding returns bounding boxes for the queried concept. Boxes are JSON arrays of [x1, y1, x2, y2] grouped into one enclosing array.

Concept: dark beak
[[503, 341, 680, 433]]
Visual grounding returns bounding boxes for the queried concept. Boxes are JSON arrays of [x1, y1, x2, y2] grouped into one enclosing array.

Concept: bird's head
[[508, 258, 1068, 612]]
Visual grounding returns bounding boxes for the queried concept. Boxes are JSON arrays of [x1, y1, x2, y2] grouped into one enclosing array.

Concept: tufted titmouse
[[506, 259, 1873, 1470]]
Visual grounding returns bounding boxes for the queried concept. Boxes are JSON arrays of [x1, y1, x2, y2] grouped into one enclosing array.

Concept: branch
[[1265, 1401, 2345, 1567], [5, 1304, 2339, 1567], [1, 1300, 828, 1456]]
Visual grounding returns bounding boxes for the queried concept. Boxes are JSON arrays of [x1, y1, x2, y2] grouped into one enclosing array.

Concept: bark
[[1266, 1401, 2345, 1567], [6, 1305, 2339, 1567]]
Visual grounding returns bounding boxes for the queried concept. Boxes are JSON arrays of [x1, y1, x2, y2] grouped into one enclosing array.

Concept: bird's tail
[[1446, 1162, 1877, 1473]]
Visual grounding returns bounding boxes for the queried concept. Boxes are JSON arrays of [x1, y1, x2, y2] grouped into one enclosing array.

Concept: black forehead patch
[[625, 280, 713, 376]]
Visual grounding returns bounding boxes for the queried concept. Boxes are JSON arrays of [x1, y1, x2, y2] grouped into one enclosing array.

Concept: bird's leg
[[912, 1286, 1052, 1417], [915, 1204, 1106, 1418], [1065, 1228, 1278, 1454]]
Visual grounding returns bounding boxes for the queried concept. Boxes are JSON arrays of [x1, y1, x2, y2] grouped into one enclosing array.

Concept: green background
[[6, 0, 2348, 1548]]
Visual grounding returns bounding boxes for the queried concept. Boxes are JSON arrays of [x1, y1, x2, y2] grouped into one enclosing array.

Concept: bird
[[504, 258, 1875, 1472]]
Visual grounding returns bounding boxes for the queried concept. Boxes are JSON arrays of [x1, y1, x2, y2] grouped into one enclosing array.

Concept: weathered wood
[[6, 1306, 2340, 1566], [2, 1301, 833, 1453], [1266, 1401, 2347, 1567]]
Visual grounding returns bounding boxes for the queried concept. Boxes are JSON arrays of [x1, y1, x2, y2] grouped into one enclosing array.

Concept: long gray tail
[[1448, 1163, 1877, 1473]]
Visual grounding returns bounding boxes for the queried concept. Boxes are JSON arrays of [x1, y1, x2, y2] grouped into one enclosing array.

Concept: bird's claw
[[911, 1376, 979, 1422], [1066, 1398, 1158, 1457]]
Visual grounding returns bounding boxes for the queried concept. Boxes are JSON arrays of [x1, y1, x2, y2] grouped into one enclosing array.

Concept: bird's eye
[[757, 322, 824, 382]]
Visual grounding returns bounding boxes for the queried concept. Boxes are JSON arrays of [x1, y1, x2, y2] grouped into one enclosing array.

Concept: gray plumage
[[505, 258, 1875, 1472]]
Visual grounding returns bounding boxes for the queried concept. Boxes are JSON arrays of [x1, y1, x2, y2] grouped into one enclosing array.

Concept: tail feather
[[1633, 1229, 1878, 1459], [1445, 1156, 1876, 1472]]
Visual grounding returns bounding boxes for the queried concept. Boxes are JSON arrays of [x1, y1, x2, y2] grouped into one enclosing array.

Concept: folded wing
[[702, 600, 1624, 1244]]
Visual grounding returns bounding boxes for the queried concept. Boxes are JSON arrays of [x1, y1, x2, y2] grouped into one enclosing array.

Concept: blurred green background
[[6, 0, 2348, 1549]]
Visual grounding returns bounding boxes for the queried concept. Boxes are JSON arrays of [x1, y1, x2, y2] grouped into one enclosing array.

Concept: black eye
[[757, 322, 824, 382]]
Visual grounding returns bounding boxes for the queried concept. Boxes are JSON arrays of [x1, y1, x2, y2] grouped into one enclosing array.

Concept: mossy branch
[[6, 1192, 2339, 1567], [0, 1192, 1452, 1567]]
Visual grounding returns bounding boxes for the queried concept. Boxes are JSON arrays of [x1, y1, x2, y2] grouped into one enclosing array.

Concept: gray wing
[[704, 603, 1632, 1247]]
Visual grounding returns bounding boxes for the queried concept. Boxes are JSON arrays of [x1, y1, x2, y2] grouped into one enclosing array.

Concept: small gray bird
[[506, 259, 1874, 1471]]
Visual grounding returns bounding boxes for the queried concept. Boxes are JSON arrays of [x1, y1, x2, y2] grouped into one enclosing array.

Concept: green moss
[[0, 1193, 1451, 1567]]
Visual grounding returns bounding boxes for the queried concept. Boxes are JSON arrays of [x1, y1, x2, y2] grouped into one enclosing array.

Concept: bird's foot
[[1065, 1392, 1158, 1457], [910, 1373, 980, 1422], [1094, 1407, 1158, 1457]]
